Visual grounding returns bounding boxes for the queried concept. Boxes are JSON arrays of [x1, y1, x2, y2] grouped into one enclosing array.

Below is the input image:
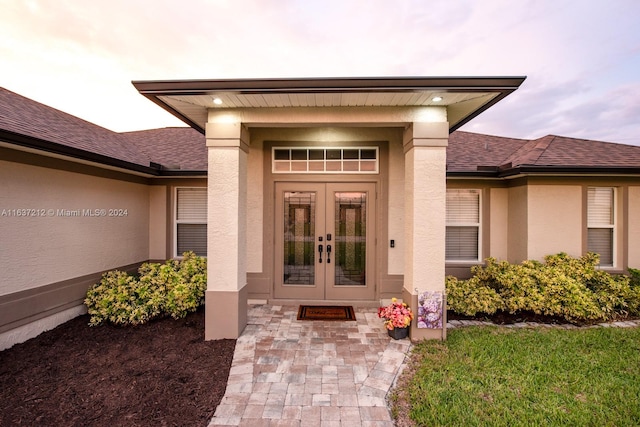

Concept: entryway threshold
[[266, 298, 382, 308]]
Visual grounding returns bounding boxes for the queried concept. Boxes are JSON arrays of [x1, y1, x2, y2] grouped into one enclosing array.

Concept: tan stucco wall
[[247, 139, 264, 273], [403, 145, 447, 293], [388, 136, 405, 274], [0, 160, 150, 296], [507, 185, 528, 263], [527, 185, 582, 261], [489, 187, 509, 261], [206, 143, 247, 292], [629, 186, 640, 268], [148, 186, 167, 260]]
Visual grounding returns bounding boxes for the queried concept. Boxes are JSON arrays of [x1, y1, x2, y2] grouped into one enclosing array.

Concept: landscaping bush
[[85, 252, 207, 326], [446, 253, 640, 322], [445, 275, 503, 316]]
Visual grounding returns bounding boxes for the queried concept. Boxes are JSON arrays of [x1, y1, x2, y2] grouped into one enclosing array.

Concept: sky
[[1, 0, 639, 145]]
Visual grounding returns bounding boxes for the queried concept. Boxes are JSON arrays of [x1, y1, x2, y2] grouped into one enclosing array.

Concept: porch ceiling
[[132, 76, 526, 134]]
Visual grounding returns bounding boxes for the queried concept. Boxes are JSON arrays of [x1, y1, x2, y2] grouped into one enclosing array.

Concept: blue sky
[[1, 0, 639, 145]]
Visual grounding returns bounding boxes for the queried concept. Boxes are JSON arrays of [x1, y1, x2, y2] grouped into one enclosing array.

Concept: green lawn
[[391, 326, 640, 427]]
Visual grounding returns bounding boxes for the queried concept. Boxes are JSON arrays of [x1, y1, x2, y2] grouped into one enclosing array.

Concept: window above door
[[272, 147, 378, 174]]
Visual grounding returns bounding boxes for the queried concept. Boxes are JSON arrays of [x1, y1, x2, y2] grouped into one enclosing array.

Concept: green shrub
[[624, 267, 640, 315], [165, 252, 207, 319], [84, 252, 207, 326], [446, 253, 640, 322], [445, 275, 503, 316]]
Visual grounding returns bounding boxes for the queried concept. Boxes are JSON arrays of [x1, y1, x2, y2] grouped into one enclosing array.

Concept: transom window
[[446, 189, 481, 262], [587, 187, 615, 267], [272, 147, 378, 174], [175, 187, 207, 257]]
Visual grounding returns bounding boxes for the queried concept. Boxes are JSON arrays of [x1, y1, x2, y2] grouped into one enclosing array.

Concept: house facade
[[2, 77, 640, 349]]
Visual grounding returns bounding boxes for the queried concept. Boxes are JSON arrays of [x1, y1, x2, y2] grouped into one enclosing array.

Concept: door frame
[[273, 182, 377, 300], [256, 137, 394, 303]]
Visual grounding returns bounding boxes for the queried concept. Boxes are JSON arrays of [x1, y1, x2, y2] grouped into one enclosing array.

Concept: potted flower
[[378, 298, 414, 339]]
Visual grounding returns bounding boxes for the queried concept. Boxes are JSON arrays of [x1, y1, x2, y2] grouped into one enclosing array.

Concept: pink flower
[[378, 298, 414, 330]]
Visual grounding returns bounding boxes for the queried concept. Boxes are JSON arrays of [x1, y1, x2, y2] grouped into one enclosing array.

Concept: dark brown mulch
[[0, 308, 235, 427]]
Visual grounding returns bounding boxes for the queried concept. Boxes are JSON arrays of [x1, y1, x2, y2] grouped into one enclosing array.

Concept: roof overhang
[[132, 76, 526, 134]]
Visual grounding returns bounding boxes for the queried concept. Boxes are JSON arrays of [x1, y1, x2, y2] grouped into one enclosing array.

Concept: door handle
[[326, 244, 331, 263], [318, 244, 323, 263]]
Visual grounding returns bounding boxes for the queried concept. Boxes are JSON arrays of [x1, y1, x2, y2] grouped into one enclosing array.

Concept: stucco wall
[[247, 139, 264, 273], [629, 186, 640, 269], [507, 185, 528, 263], [527, 185, 582, 261], [148, 186, 167, 260], [387, 137, 405, 274], [489, 187, 509, 261], [0, 160, 150, 296]]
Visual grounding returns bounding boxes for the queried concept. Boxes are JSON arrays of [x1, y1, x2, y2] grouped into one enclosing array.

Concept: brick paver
[[210, 305, 640, 426], [209, 305, 409, 426]]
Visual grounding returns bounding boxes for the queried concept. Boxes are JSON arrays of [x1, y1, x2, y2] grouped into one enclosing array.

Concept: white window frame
[[587, 187, 616, 268], [272, 147, 379, 174], [174, 187, 207, 258], [445, 189, 482, 263]]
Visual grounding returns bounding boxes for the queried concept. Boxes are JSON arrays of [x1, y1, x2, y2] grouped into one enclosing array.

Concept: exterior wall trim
[[0, 261, 144, 334]]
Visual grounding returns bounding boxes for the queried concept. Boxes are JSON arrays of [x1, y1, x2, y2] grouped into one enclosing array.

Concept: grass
[[391, 326, 640, 426]]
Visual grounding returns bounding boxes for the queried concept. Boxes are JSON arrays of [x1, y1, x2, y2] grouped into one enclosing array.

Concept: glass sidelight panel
[[334, 192, 367, 286], [283, 192, 316, 285]]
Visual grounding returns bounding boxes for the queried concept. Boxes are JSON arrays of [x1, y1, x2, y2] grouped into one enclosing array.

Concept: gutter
[[447, 165, 640, 179]]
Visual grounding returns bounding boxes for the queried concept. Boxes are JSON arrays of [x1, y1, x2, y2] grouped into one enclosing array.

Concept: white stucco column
[[403, 122, 448, 341], [204, 121, 249, 340]]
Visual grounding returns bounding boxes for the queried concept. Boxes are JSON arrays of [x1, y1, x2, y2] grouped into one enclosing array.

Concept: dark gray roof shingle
[[122, 127, 206, 171], [0, 87, 150, 167]]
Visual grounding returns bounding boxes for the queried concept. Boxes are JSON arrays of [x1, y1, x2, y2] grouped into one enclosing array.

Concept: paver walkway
[[208, 304, 410, 426], [209, 305, 640, 427]]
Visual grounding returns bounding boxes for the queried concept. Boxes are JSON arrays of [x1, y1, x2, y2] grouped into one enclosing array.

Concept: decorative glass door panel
[[334, 192, 366, 286], [283, 192, 316, 285], [275, 182, 375, 301]]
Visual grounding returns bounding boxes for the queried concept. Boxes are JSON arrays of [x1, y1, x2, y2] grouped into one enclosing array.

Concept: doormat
[[297, 305, 356, 321]]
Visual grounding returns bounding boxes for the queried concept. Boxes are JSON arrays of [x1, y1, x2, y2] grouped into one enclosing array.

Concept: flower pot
[[387, 327, 409, 340]]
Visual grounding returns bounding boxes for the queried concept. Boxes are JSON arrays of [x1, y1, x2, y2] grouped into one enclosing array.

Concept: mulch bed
[[0, 308, 236, 427]]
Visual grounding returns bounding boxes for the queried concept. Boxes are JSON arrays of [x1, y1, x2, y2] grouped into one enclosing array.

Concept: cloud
[[0, 0, 638, 144]]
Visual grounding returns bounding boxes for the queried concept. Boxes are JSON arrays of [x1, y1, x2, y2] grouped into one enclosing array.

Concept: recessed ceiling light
[[213, 97, 223, 105], [432, 96, 443, 102]]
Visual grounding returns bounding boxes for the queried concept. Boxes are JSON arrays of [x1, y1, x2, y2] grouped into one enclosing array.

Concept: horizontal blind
[[587, 187, 614, 266], [587, 228, 613, 266], [446, 226, 479, 260], [587, 187, 613, 226], [177, 188, 207, 222], [446, 189, 480, 223], [177, 224, 207, 256]]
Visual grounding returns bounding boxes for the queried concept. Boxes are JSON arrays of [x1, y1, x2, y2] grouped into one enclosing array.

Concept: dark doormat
[[297, 305, 356, 321]]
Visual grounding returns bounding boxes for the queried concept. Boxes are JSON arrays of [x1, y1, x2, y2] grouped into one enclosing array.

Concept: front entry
[[274, 182, 376, 300]]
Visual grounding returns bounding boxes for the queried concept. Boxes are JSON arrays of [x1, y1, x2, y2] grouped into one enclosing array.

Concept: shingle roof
[[518, 135, 640, 167], [122, 127, 206, 171], [448, 131, 640, 173], [446, 131, 530, 172], [0, 87, 149, 167], [1, 86, 639, 176]]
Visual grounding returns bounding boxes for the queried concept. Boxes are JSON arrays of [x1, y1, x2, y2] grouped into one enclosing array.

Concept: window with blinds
[[176, 187, 207, 257], [446, 189, 480, 262], [587, 187, 615, 267]]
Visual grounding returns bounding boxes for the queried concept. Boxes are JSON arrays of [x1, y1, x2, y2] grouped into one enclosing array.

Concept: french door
[[274, 182, 376, 300]]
